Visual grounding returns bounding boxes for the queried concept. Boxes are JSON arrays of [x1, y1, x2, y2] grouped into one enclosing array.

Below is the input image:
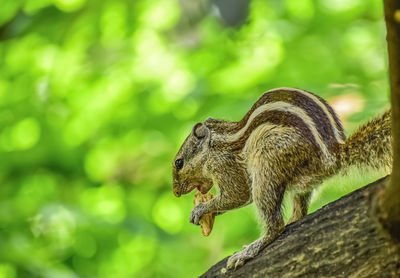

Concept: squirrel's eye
[[175, 159, 184, 170]]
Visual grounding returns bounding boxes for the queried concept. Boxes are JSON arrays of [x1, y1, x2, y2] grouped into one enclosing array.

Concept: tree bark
[[200, 176, 400, 278], [376, 0, 400, 243]]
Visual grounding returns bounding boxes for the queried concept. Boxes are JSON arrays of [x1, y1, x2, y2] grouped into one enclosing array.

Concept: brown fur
[[172, 88, 392, 270]]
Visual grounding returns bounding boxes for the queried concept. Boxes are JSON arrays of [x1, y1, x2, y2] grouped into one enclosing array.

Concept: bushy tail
[[337, 110, 392, 172]]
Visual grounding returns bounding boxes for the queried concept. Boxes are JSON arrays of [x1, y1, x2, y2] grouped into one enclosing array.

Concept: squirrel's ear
[[193, 123, 209, 139]]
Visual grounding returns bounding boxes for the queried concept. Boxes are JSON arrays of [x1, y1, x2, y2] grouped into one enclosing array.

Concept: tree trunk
[[375, 0, 400, 243], [200, 176, 400, 278]]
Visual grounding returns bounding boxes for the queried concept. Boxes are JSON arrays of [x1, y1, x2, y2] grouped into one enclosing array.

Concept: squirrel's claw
[[226, 237, 267, 270], [226, 249, 252, 270], [189, 203, 207, 225]]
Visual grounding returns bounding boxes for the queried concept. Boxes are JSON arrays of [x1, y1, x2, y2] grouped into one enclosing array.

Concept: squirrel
[[172, 87, 392, 270]]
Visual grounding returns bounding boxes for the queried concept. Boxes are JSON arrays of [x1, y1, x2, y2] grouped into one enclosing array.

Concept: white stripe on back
[[214, 101, 334, 163], [267, 87, 345, 143]]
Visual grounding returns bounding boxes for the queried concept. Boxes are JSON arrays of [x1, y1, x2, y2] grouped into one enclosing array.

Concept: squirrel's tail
[[337, 110, 392, 172]]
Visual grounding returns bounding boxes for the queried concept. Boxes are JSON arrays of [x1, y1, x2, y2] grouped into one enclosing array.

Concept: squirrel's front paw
[[189, 203, 207, 225]]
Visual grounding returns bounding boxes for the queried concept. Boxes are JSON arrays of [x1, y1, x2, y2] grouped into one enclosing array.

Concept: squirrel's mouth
[[173, 178, 213, 197], [196, 184, 211, 194], [182, 182, 211, 195], [185, 183, 201, 194]]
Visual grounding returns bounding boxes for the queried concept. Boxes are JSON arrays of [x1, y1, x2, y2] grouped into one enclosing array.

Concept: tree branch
[[201, 177, 400, 277]]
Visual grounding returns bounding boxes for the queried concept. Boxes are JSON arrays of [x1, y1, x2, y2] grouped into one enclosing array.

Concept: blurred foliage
[[0, 0, 391, 277]]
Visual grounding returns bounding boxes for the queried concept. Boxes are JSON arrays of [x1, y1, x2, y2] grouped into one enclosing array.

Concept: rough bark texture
[[377, 0, 400, 243], [200, 176, 400, 278]]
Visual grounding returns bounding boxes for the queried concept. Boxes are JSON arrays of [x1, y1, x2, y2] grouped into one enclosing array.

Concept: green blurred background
[[0, 0, 391, 277]]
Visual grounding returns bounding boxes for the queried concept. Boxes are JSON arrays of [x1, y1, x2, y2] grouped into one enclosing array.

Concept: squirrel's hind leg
[[287, 190, 312, 225]]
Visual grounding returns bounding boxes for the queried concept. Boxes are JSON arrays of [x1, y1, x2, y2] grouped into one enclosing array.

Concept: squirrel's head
[[172, 122, 213, 197]]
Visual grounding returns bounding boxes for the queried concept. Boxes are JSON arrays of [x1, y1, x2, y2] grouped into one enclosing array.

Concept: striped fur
[[210, 88, 345, 164], [268, 88, 345, 143]]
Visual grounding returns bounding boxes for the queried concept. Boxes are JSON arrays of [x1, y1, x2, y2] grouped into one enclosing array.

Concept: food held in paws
[[193, 191, 215, 236]]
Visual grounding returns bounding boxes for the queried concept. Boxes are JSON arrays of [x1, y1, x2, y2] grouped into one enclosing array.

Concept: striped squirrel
[[172, 87, 392, 270]]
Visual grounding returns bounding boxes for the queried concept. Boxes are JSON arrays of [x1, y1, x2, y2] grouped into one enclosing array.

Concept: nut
[[193, 191, 215, 236]]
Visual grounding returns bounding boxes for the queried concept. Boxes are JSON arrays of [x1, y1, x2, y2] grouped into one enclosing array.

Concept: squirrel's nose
[[173, 188, 181, 197]]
